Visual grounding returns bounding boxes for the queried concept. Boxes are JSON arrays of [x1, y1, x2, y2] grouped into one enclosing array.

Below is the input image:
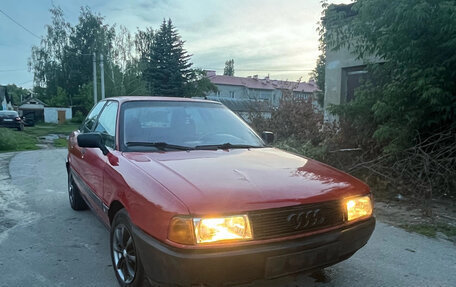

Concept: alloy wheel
[[112, 224, 137, 284], [68, 176, 75, 205]]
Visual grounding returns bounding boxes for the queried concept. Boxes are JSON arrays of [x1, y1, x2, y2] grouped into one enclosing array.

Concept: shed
[[44, 107, 72, 124]]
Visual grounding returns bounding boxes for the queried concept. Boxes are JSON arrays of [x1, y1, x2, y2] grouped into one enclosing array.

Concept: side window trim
[[80, 101, 107, 133], [93, 100, 119, 150]]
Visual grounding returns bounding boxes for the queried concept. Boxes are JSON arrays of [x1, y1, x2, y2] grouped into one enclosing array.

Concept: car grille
[[248, 200, 345, 240]]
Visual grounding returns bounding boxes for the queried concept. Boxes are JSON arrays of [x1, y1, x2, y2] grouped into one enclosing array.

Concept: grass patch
[[53, 138, 68, 148], [0, 123, 79, 152], [400, 223, 456, 238], [0, 127, 39, 152], [24, 123, 79, 138]]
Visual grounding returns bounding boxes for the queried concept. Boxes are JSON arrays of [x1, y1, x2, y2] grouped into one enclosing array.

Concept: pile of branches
[[348, 129, 456, 215]]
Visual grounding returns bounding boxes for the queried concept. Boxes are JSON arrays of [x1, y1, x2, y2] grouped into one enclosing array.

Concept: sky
[[0, 0, 352, 90]]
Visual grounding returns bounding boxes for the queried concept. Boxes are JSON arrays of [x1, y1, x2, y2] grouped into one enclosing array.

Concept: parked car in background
[[67, 96, 375, 287], [0, 110, 24, 131]]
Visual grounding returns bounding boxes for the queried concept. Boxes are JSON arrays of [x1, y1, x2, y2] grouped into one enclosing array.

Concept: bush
[[71, 111, 85, 124], [275, 137, 329, 162], [249, 94, 328, 144]]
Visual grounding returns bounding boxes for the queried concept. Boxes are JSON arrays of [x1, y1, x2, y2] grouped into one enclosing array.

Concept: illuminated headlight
[[345, 195, 373, 221], [168, 215, 253, 245], [194, 215, 252, 244]]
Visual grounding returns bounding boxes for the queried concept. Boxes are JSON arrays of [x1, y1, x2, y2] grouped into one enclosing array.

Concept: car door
[[92, 100, 119, 210], [69, 101, 106, 179], [69, 101, 108, 218]]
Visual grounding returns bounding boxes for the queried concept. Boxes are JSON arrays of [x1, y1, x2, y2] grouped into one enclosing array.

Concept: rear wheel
[[68, 172, 88, 210], [111, 209, 145, 287]]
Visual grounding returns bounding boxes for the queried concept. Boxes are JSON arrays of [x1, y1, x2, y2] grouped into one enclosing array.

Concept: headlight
[[194, 215, 252, 244], [168, 215, 253, 245], [345, 195, 373, 221]]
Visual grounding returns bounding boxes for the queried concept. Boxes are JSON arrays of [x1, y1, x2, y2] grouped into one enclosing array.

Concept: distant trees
[[29, 6, 118, 113], [223, 59, 235, 76], [29, 8, 215, 113], [4, 84, 30, 105]]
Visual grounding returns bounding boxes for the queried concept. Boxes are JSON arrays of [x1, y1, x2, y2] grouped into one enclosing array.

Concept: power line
[[0, 68, 28, 72], [17, 79, 34, 85], [0, 9, 41, 39]]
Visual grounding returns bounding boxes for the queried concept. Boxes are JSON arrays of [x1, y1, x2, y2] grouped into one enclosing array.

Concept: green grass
[[53, 138, 68, 147], [400, 223, 456, 238], [0, 128, 38, 152], [24, 123, 80, 138], [0, 123, 79, 152]]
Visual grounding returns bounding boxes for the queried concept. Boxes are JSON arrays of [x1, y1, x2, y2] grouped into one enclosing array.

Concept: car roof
[[103, 96, 221, 105]]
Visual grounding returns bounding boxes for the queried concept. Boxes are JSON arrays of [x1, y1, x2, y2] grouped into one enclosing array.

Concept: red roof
[[207, 74, 319, 93]]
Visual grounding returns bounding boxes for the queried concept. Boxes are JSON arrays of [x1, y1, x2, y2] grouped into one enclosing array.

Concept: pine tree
[[143, 19, 193, 97]]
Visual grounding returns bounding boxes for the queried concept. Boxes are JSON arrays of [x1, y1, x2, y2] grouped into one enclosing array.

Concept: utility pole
[[93, 52, 97, 104], [100, 54, 105, 100]]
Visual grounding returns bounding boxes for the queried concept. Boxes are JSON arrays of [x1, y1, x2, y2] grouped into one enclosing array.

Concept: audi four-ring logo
[[286, 209, 325, 230]]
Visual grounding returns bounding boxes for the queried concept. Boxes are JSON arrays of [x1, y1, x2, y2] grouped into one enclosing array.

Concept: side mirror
[[77, 132, 109, 155], [261, 131, 275, 145]]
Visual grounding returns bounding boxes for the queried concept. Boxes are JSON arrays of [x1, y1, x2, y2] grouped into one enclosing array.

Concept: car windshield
[[0, 111, 18, 117], [121, 101, 264, 151]]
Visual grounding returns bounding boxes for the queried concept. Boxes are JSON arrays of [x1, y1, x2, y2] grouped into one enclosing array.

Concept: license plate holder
[[265, 243, 340, 279]]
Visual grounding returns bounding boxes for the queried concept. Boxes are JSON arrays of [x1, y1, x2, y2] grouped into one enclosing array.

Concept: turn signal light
[[168, 217, 195, 245]]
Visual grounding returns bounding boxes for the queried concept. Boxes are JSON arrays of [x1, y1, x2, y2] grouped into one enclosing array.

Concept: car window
[[94, 101, 118, 149], [121, 101, 264, 151], [81, 101, 106, 133], [0, 111, 18, 117]]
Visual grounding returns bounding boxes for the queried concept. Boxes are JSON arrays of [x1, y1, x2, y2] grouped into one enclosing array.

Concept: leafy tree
[[29, 6, 119, 113], [142, 19, 193, 97], [184, 69, 218, 98], [135, 27, 155, 94], [223, 59, 235, 76], [65, 7, 115, 108], [312, 54, 325, 107], [322, 0, 456, 152], [312, 1, 329, 108], [48, 87, 69, 107], [29, 6, 71, 105], [5, 84, 30, 105]]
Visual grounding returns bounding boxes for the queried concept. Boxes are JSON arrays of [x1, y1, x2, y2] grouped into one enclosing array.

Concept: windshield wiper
[[194, 143, 262, 150], [126, 142, 193, 151]]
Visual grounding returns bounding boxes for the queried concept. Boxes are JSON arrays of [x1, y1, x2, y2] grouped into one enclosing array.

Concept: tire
[[68, 172, 88, 210], [17, 124, 24, 131], [110, 209, 146, 287]]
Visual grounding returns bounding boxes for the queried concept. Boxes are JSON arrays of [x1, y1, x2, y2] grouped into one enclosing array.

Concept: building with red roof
[[203, 71, 320, 120]]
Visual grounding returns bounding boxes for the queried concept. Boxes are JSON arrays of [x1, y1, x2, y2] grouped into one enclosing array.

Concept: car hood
[[123, 148, 369, 215]]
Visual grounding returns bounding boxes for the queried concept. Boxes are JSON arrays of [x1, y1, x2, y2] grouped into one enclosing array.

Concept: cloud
[[1, 0, 353, 87]]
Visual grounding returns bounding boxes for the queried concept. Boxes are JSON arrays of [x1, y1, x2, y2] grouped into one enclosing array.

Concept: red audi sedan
[[66, 96, 375, 286]]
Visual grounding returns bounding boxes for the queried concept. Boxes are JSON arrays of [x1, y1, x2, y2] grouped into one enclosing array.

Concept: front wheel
[[68, 172, 88, 210], [111, 209, 145, 287]]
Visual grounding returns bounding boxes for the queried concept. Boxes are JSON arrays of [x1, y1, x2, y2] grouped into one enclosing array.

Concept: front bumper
[[132, 217, 375, 286]]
